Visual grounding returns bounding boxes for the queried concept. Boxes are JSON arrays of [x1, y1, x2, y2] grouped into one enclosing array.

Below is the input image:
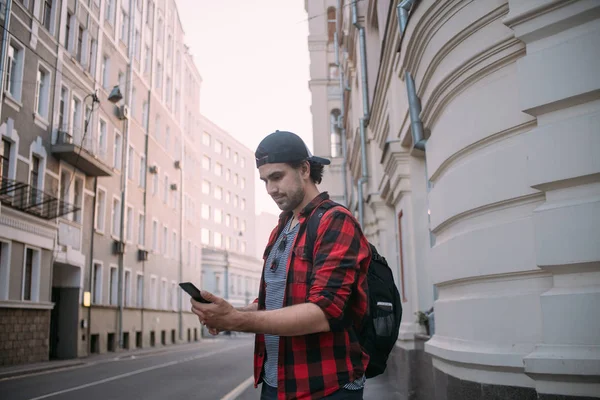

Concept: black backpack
[[305, 202, 403, 379]]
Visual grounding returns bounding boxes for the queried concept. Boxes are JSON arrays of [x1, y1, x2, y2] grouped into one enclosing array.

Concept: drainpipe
[[397, 0, 417, 34], [117, 0, 136, 350], [405, 71, 426, 151], [0, 0, 12, 123], [352, 1, 370, 228], [87, 177, 97, 354], [334, 31, 349, 207]]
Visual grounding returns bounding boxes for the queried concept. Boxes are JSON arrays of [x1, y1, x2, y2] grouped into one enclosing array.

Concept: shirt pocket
[[289, 246, 311, 283]]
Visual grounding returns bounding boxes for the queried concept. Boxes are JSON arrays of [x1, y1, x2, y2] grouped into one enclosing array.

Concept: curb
[[0, 361, 87, 380]]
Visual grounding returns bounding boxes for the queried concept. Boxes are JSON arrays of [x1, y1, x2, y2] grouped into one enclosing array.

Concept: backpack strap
[[305, 201, 342, 261]]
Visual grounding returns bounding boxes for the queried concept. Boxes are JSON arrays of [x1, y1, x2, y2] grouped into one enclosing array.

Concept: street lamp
[[108, 85, 123, 104]]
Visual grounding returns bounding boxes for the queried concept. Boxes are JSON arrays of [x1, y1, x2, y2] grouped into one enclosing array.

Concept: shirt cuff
[[308, 292, 346, 331]]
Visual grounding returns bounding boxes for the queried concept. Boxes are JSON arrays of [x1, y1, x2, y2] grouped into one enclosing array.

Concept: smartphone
[[179, 282, 211, 304]]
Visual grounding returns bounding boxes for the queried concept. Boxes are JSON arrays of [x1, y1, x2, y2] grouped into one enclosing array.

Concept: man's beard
[[275, 186, 304, 213]]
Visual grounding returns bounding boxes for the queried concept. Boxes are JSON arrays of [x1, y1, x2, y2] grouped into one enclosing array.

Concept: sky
[[175, 0, 314, 217]]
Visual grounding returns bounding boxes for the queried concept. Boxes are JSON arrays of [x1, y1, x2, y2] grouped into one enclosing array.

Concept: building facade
[[0, 0, 258, 366], [306, 0, 600, 398]]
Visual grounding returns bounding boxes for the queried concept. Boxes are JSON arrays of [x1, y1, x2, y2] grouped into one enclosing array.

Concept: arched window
[[330, 109, 342, 158], [327, 7, 336, 43]]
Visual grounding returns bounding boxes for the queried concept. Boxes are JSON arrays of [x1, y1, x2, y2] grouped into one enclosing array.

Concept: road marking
[[220, 375, 254, 400], [28, 343, 250, 400]]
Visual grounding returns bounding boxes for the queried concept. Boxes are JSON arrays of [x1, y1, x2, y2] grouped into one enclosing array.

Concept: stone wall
[[0, 308, 50, 366], [378, 340, 597, 400]]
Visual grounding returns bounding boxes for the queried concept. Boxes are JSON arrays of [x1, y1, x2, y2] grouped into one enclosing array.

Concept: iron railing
[[0, 176, 79, 219]]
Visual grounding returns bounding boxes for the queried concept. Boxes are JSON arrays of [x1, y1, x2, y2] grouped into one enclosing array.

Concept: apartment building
[[306, 0, 600, 398], [0, 0, 219, 366], [196, 115, 261, 316]]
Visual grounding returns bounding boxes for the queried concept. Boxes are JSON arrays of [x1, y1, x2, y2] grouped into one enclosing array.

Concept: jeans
[[260, 383, 364, 399]]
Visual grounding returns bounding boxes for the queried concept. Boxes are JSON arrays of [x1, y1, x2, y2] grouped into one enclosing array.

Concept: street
[[0, 335, 400, 400], [0, 337, 261, 400]]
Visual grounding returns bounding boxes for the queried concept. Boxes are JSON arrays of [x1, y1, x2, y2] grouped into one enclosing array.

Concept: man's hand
[[190, 291, 240, 332]]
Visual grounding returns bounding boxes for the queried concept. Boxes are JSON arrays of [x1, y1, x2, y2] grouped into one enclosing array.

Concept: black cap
[[255, 130, 331, 168]]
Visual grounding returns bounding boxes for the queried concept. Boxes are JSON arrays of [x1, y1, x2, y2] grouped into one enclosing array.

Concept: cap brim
[[308, 156, 331, 165]]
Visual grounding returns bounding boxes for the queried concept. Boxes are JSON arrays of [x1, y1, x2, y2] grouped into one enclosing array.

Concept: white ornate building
[[306, 0, 600, 398]]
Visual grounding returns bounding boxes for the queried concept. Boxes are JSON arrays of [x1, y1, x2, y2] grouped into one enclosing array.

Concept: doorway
[[49, 263, 81, 359]]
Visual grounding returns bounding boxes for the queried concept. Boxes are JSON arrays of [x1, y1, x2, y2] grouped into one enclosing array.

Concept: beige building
[[0, 0, 258, 366], [306, 0, 600, 398]]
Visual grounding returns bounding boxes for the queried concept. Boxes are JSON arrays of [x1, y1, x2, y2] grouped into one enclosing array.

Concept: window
[[241, 158, 246, 168], [152, 173, 158, 196], [60, 171, 70, 211], [124, 270, 131, 307], [202, 180, 211, 195], [105, 0, 115, 24], [234, 195, 238, 208], [165, 77, 172, 107], [111, 197, 121, 237], [214, 233, 222, 248], [155, 61, 162, 89], [88, 39, 97, 74], [214, 186, 222, 200], [165, 126, 170, 151], [163, 175, 168, 203], [241, 198, 246, 211], [225, 214, 231, 227], [171, 282, 177, 311], [144, 44, 151, 73], [146, 1, 154, 26], [214, 140, 222, 154], [241, 178, 246, 190], [42, 0, 53, 31], [109, 267, 118, 305], [101, 56, 109, 89], [6, 44, 23, 100], [152, 220, 158, 251], [134, 29, 141, 61], [22, 248, 40, 301], [1, 138, 11, 183], [71, 96, 82, 140], [92, 263, 102, 304], [154, 115, 161, 141], [241, 220, 246, 233], [95, 188, 106, 232], [225, 191, 230, 204], [327, 7, 336, 42], [128, 146, 134, 180], [76, 26, 84, 63], [225, 147, 230, 159], [138, 213, 145, 246], [202, 132, 211, 146], [225, 169, 230, 181], [161, 279, 167, 309], [35, 67, 50, 119], [201, 228, 210, 245], [233, 152, 238, 164], [142, 101, 149, 130], [65, 12, 72, 49], [73, 178, 83, 223], [214, 208, 222, 224], [98, 119, 107, 159], [215, 162, 222, 177], [202, 156, 211, 171], [201, 204, 210, 220], [113, 131, 122, 169], [30, 155, 40, 192], [136, 274, 143, 307], [234, 174, 238, 186], [120, 8, 129, 44], [162, 225, 168, 255], [126, 206, 134, 242], [330, 109, 342, 157], [150, 276, 157, 308], [139, 154, 146, 188], [172, 231, 177, 260]]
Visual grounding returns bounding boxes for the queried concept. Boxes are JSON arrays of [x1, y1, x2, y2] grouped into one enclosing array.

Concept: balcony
[[51, 130, 113, 177], [0, 177, 79, 220]]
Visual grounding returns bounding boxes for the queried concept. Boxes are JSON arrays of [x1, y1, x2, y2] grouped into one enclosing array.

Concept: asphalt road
[[0, 337, 261, 400]]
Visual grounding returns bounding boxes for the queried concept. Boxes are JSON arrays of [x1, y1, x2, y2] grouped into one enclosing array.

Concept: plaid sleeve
[[306, 210, 370, 331]]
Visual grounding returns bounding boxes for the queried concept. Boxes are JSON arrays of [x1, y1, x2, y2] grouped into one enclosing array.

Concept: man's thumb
[[201, 290, 219, 303]]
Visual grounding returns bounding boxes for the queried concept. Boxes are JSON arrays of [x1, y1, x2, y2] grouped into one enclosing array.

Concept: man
[[191, 131, 371, 399]]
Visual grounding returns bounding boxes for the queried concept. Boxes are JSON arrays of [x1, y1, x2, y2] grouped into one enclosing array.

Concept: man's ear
[[302, 161, 311, 179]]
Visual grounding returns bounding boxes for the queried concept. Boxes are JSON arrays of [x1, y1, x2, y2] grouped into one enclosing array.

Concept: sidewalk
[[0, 340, 219, 380]]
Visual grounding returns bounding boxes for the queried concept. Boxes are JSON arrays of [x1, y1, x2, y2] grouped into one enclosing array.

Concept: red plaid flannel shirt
[[253, 192, 371, 400]]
